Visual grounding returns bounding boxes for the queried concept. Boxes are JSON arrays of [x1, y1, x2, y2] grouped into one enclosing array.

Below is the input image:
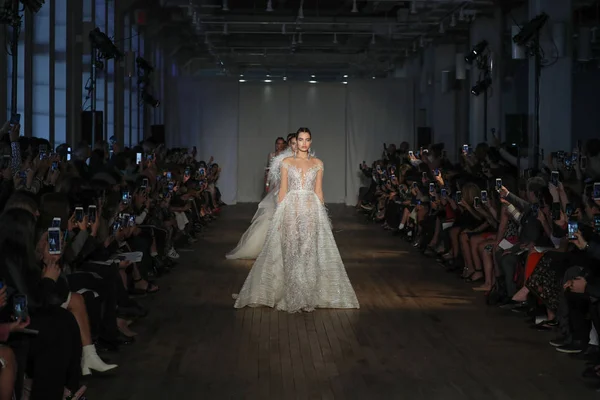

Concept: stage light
[[343, 74, 348, 78], [141, 91, 160, 108], [20, 0, 44, 13], [89, 28, 123, 60], [264, 79, 272, 83], [136, 57, 154, 74], [470, 77, 491, 96], [239, 79, 246, 82], [342, 81, 348, 84], [309, 80, 317, 84], [465, 40, 487, 64], [512, 13, 549, 46]]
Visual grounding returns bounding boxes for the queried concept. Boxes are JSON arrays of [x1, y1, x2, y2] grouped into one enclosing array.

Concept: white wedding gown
[[226, 148, 293, 260], [233, 160, 360, 312]]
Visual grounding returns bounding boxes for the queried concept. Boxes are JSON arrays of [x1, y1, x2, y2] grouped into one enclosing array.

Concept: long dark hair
[[297, 127, 311, 137], [0, 208, 40, 299]]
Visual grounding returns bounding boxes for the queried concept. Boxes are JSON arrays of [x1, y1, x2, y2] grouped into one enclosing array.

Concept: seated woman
[[0, 207, 85, 399]]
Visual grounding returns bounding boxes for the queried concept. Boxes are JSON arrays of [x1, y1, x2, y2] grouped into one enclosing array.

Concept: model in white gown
[[233, 129, 359, 312], [225, 138, 296, 260]]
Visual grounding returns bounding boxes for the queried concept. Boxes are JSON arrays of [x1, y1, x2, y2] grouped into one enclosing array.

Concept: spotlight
[[89, 28, 123, 60], [470, 77, 491, 96], [20, 0, 44, 13], [141, 91, 160, 108], [465, 40, 487, 64], [136, 57, 154, 74], [512, 13, 549, 45]]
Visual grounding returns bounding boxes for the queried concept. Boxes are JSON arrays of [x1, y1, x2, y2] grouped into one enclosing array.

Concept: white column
[[432, 44, 458, 156]]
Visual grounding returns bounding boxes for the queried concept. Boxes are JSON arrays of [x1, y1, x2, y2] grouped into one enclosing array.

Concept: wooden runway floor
[[87, 204, 596, 399]]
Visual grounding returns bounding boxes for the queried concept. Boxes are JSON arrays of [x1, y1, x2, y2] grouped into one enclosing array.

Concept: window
[[123, 15, 131, 146], [55, 0, 68, 146], [32, 4, 51, 140]]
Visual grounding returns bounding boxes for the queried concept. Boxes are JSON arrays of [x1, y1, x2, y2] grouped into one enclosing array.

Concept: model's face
[[289, 138, 297, 152], [297, 132, 311, 152], [275, 139, 285, 151]]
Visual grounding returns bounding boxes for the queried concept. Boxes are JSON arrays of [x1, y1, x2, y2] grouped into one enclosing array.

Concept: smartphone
[[122, 191, 130, 205], [433, 169, 440, 177], [13, 294, 28, 320], [495, 178, 502, 191], [39, 150, 47, 160], [0, 278, 4, 289], [10, 113, 20, 126], [531, 203, 539, 214], [462, 144, 469, 154], [123, 213, 131, 227], [474, 197, 480, 208], [594, 214, 600, 234], [565, 203, 574, 218], [199, 167, 206, 177], [147, 154, 153, 161], [412, 182, 418, 189], [551, 202, 561, 220], [88, 205, 97, 223], [550, 171, 559, 186], [594, 183, 600, 200], [184, 167, 191, 178], [581, 156, 588, 169], [66, 147, 71, 161], [142, 178, 149, 187], [441, 188, 447, 198], [168, 181, 174, 192], [568, 221, 578, 240], [481, 190, 488, 203], [136, 152, 142, 165], [48, 227, 61, 255], [51, 217, 61, 228], [429, 183, 435, 193], [166, 171, 172, 180], [456, 191, 462, 203], [408, 151, 414, 157], [51, 161, 58, 171], [129, 215, 135, 226], [74, 206, 84, 222]]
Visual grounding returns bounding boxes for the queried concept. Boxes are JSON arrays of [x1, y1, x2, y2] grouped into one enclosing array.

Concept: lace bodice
[[282, 162, 323, 191]]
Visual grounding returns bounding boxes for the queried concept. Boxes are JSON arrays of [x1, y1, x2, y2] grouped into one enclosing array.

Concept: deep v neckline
[[288, 163, 320, 188]]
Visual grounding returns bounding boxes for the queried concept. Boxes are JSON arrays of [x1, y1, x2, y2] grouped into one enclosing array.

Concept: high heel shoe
[[81, 344, 118, 376]]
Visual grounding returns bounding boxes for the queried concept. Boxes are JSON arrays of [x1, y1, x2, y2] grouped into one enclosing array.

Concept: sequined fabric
[[233, 160, 360, 312], [225, 148, 294, 260]]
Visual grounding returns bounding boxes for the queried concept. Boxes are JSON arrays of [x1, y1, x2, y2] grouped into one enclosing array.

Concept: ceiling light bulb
[[298, 6, 304, 19], [266, 0, 273, 12], [410, 1, 417, 14], [343, 74, 348, 78], [351, 0, 358, 13], [222, 0, 229, 11], [458, 8, 465, 21]]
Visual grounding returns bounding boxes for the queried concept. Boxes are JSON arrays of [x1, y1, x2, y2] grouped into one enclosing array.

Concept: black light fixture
[[136, 57, 154, 74], [512, 13, 548, 46], [470, 77, 492, 96], [465, 40, 488, 64], [142, 91, 160, 108], [89, 28, 123, 60], [20, 0, 44, 13]]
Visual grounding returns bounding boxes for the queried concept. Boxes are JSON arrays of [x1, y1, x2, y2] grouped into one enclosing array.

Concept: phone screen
[[481, 190, 488, 203], [456, 191, 462, 203], [142, 178, 149, 187], [88, 205, 97, 223], [551, 171, 559, 186], [462, 144, 469, 153], [199, 167, 206, 177], [74, 207, 84, 222], [495, 178, 502, 191], [184, 168, 191, 177], [13, 294, 28, 320], [166, 172, 172, 180], [51, 217, 61, 228], [10, 113, 20, 126], [429, 183, 435, 193], [136, 153, 142, 165], [594, 214, 600, 233], [568, 221, 578, 240], [441, 188, 447, 198], [129, 215, 135, 226], [168, 182, 174, 192], [48, 228, 61, 255], [122, 191, 130, 204], [594, 183, 600, 200]]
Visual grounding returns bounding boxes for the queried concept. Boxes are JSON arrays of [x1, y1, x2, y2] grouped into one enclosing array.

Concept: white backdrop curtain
[[165, 78, 414, 205]]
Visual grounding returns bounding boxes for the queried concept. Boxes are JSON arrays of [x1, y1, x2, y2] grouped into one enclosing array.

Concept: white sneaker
[[167, 248, 180, 259]]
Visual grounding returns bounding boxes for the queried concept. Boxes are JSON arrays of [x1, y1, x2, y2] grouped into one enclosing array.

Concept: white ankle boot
[[81, 344, 118, 376]]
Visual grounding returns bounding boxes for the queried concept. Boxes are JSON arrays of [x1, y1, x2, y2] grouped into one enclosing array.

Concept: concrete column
[[114, 2, 124, 147], [527, 0, 572, 161], [432, 43, 457, 157], [66, 0, 83, 146], [468, 11, 502, 146]]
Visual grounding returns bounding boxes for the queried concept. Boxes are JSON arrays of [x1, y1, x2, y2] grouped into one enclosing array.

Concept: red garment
[[0, 324, 10, 342], [445, 203, 456, 221]]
